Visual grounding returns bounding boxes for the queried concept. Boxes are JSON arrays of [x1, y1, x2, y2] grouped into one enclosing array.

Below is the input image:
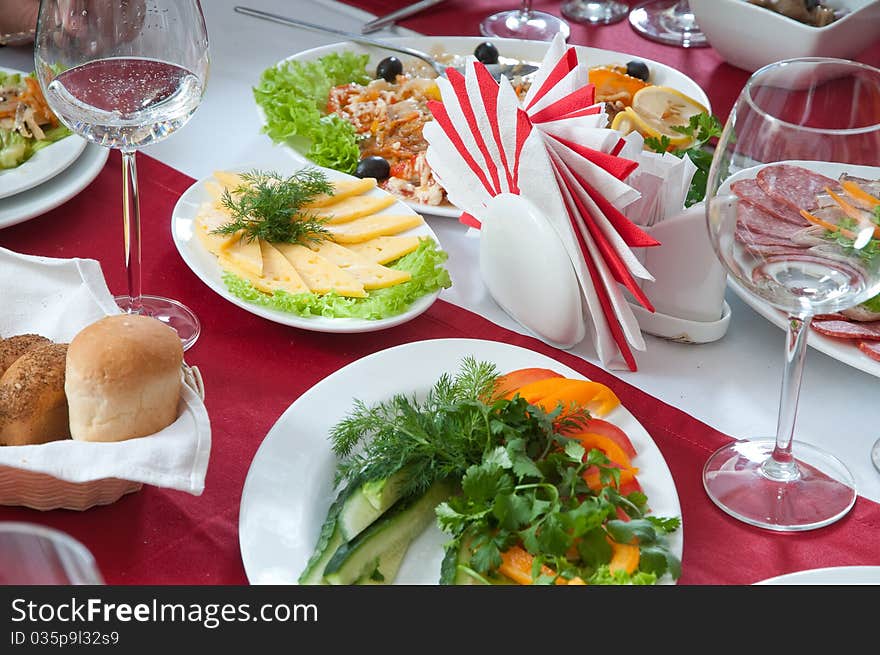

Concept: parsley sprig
[[212, 168, 334, 244], [645, 112, 723, 208]]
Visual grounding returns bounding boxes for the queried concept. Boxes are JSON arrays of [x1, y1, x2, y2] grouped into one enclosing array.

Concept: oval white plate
[[171, 163, 445, 333], [239, 338, 684, 585], [0, 67, 87, 200], [260, 36, 712, 219], [722, 160, 880, 379], [755, 566, 880, 585], [0, 142, 108, 230]]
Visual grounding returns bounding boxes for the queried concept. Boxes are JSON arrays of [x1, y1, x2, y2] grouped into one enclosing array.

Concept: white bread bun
[[65, 314, 184, 442], [0, 342, 70, 446]]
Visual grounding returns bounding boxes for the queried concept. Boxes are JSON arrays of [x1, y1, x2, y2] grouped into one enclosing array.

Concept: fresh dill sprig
[[212, 168, 334, 244]]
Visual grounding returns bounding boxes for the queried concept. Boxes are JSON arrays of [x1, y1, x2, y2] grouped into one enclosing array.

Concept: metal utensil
[[361, 0, 448, 34], [234, 6, 538, 81]]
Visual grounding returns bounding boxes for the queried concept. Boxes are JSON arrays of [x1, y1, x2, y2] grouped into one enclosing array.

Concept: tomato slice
[[578, 418, 637, 459]]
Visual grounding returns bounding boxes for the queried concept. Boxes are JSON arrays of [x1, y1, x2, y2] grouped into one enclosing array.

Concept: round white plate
[[261, 36, 712, 219], [171, 163, 445, 333], [0, 142, 109, 230], [0, 67, 88, 200], [755, 566, 880, 585], [239, 338, 684, 585], [722, 160, 880, 379]]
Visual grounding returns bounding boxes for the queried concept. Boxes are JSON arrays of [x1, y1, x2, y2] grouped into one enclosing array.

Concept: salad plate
[[0, 66, 87, 200], [171, 162, 447, 333], [256, 36, 711, 219], [754, 566, 880, 585], [238, 338, 684, 585], [723, 160, 880, 380], [0, 142, 108, 230]]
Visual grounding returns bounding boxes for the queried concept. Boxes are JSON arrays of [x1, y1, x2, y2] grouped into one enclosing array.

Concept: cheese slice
[[217, 241, 310, 296], [305, 178, 378, 209], [344, 236, 421, 265], [194, 203, 238, 255], [274, 243, 366, 298], [218, 233, 263, 277], [310, 241, 411, 290], [213, 170, 245, 190], [326, 214, 424, 244], [311, 194, 397, 225]]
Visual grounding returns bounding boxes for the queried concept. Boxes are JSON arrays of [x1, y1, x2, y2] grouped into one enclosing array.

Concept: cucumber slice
[[323, 481, 452, 585], [338, 469, 408, 541], [355, 541, 409, 584]]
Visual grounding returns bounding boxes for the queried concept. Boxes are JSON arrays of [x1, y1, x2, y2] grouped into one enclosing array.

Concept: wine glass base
[[872, 438, 880, 474], [629, 0, 708, 48], [703, 438, 857, 532], [561, 1, 628, 25], [115, 294, 201, 351], [480, 10, 571, 41]]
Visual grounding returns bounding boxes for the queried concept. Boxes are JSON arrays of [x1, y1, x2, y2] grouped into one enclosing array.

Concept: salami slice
[[731, 178, 807, 226], [812, 319, 880, 341], [756, 164, 839, 212], [736, 202, 809, 239], [736, 225, 805, 248], [858, 341, 880, 362], [813, 313, 846, 321]]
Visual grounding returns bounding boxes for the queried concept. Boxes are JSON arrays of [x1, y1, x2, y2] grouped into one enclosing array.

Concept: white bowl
[[689, 0, 880, 72]]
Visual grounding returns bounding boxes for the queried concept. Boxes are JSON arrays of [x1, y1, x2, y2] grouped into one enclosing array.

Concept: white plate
[[261, 36, 712, 219], [0, 67, 88, 200], [171, 163, 445, 333], [723, 160, 880, 379], [755, 566, 880, 585], [238, 338, 684, 585], [0, 143, 109, 230]]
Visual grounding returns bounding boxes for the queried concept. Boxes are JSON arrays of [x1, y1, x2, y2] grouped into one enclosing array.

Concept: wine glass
[[703, 58, 880, 531], [480, 0, 571, 40], [0, 522, 104, 584], [34, 0, 209, 350], [561, 1, 628, 25], [628, 0, 707, 48]]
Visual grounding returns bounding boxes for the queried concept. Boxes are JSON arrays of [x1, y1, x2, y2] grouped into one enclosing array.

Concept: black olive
[[625, 60, 650, 82], [474, 42, 499, 65], [376, 56, 403, 82], [355, 156, 391, 181]]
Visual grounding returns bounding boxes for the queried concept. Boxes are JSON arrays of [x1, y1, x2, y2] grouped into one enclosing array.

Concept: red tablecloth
[[1, 151, 880, 585]]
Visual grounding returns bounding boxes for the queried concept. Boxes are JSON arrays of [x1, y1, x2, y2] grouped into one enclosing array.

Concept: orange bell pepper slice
[[515, 378, 621, 417], [498, 545, 582, 585], [493, 367, 563, 401], [588, 67, 649, 106], [583, 464, 640, 493], [608, 539, 640, 575]]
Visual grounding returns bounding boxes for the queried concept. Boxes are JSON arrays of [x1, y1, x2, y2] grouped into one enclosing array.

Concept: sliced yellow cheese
[[326, 214, 424, 244], [344, 236, 421, 265], [218, 233, 263, 277], [194, 202, 239, 255], [311, 194, 397, 225], [213, 170, 245, 190], [274, 243, 366, 298], [305, 178, 378, 209], [255, 241, 310, 294], [310, 241, 411, 290]]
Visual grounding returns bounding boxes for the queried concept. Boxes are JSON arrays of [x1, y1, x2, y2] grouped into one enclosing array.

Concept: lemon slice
[[631, 86, 708, 130], [610, 107, 692, 149]]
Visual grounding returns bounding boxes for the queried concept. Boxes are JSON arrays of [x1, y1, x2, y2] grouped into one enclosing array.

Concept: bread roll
[[65, 314, 184, 442], [0, 334, 51, 377], [0, 343, 70, 446]]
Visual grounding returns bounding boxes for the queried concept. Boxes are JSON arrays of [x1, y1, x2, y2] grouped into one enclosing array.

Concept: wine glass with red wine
[[35, 0, 209, 350]]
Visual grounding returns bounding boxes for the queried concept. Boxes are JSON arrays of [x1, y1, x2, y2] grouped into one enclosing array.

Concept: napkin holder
[[629, 202, 731, 344]]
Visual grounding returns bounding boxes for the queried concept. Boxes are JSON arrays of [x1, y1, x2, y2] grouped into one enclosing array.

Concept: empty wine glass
[[481, 0, 571, 40], [561, 1, 628, 25], [703, 58, 880, 531], [0, 522, 104, 584], [629, 0, 707, 47], [873, 438, 880, 473], [35, 0, 209, 350]]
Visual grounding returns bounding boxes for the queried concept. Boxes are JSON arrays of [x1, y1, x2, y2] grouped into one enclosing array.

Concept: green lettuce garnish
[[222, 238, 451, 320], [861, 293, 880, 314], [0, 71, 71, 169], [253, 52, 371, 174]]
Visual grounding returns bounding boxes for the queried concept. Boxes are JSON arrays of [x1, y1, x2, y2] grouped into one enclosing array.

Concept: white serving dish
[[689, 0, 880, 72]]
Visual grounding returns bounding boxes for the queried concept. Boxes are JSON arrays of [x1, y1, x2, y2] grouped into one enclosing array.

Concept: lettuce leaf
[[0, 129, 29, 169], [253, 52, 371, 174], [861, 293, 880, 314], [222, 238, 451, 320]]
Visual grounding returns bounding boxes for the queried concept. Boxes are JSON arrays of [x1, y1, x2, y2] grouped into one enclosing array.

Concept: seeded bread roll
[[0, 334, 52, 377], [0, 343, 70, 446], [65, 314, 184, 442]]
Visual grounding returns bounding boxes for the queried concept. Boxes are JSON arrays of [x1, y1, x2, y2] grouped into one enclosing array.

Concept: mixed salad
[[0, 70, 70, 170]]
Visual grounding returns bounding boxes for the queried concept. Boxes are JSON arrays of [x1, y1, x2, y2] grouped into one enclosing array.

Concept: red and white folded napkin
[[424, 35, 663, 371]]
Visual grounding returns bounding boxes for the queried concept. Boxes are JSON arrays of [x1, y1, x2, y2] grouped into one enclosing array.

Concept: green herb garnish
[[212, 168, 334, 245], [645, 112, 723, 207]]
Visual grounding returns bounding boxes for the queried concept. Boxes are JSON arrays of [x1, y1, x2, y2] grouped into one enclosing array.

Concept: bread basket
[[0, 364, 206, 511]]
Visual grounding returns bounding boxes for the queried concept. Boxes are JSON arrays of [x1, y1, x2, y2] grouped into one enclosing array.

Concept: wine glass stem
[[518, 0, 533, 20], [763, 314, 812, 482], [121, 149, 143, 314]]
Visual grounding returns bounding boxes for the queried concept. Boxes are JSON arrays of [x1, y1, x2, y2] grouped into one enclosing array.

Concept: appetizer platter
[[723, 160, 880, 379], [253, 36, 711, 218], [171, 163, 450, 333], [0, 66, 84, 200], [239, 339, 683, 585]]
